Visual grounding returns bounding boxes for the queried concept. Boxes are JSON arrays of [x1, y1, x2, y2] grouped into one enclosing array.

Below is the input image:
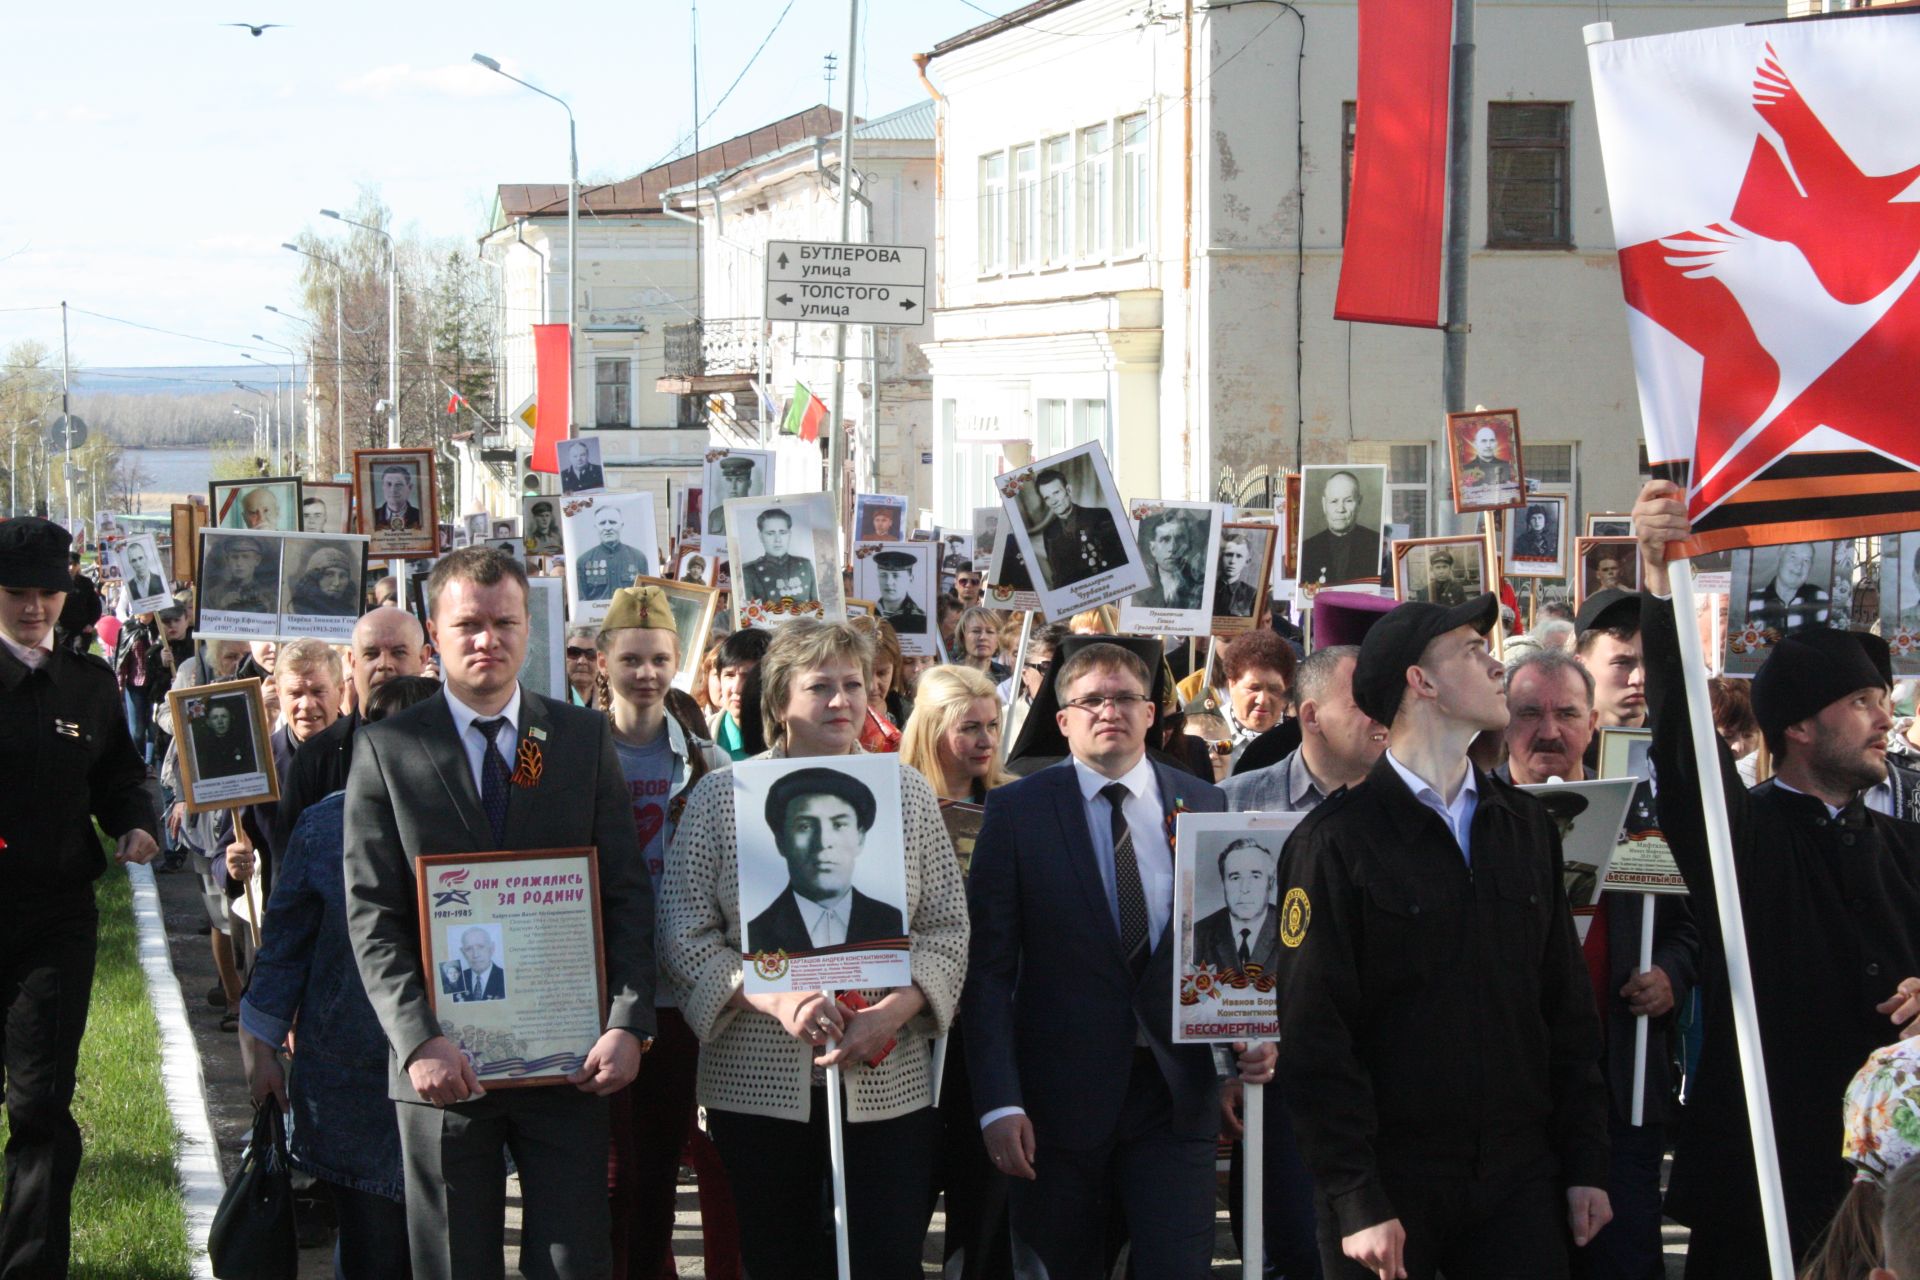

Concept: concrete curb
[[128, 861, 222, 1279]]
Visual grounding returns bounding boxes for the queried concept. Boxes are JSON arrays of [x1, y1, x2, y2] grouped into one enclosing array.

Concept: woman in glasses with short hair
[[564, 622, 600, 708]]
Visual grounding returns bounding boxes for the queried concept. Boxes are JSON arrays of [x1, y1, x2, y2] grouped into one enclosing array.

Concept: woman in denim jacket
[[238, 676, 440, 1279]]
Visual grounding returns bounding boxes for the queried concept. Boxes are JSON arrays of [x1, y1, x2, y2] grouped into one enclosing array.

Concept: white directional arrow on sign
[[764, 239, 928, 327]]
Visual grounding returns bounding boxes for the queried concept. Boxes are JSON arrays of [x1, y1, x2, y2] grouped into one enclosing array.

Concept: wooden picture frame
[[300, 481, 356, 535], [1573, 536, 1642, 606], [209, 477, 303, 532], [1505, 494, 1569, 579], [1445, 408, 1527, 514], [414, 848, 607, 1089], [353, 447, 440, 559], [166, 677, 280, 813], [1211, 522, 1277, 636], [1586, 512, 1633, 538], [1391, 535, 1490, 605], [630, 575, 722, 691], [170, 502, 204, 582], [1281, 472, 1303, 580]]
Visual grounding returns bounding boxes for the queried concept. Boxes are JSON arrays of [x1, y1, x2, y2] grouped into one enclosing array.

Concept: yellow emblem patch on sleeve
[[1280, 887, 1311, 948]]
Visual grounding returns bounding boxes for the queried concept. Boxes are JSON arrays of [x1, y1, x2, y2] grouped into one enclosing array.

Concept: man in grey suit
[[344, 546, 655, 1280]]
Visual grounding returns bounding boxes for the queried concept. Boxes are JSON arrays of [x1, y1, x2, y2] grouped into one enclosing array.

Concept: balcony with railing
[[655, 318, 761, 395]]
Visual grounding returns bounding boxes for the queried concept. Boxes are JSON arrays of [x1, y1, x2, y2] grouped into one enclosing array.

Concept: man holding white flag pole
[[1633, 482, 1920, 1278]]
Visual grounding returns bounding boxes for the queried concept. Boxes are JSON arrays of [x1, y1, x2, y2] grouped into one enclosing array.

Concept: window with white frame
[[1349, 442, 1432, 538], [1119, 113, 1149, 255], [1078, 123, 1111, 260], [1043, 134, 1074, 266], [1035, 398, 1069, 456], [1011, 144, 1039, 272], [978, 152, 1007, 275], [1073, 399, 1110, 454], [595, 357, 631, 429]]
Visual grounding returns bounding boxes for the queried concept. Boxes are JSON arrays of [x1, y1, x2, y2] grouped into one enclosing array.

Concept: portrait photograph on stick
[[853, 493, 908, 542], [1504, 494, 1568, 578], [210, 476, 301, 532], [195, 529, 285, 638], [166, 678, 279, 812], [352, 446, 438, 558], [1118, 499, 1223, 638], [561, 489, 661, 625], [970, 506, 1001, 570], [984, 513, 1041, 612], [413, 849, 609, 1087], [1294, 463, 1387, 588], [702, 447, 773, 536], [1516, 777, 1637, 942], [300, 481, 354, 534], [1574, 536, 1643, 606], [557, 437, 607, 495], [723, 491, 843, 630], [851, 542, 937, 655], [1726, 540, 1840, 676], [1172, 811, 1305, 1043], [629, 574, 721, 690], [521, 576, 568, 700], [112, 534, 172, 613], [1881, 532, 1920, 676], [1210, 522, 1275, 636], [1446, 408, 1527, 513], [278, 534, 370, 641], [1586, 512, 1634, 539], [733, 754, 912, 993], [521, 495, 564, 556], [996, 441, 1148, 621], [1392, 535, 1489, 606]]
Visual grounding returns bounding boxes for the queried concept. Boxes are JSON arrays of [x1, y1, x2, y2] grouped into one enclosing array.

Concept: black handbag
[[208, 1102, 298, 1279]]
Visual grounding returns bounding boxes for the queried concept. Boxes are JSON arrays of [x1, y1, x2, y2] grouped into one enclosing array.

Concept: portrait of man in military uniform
[[1448, 410, 1524, 512], [201, 534, 280, 615], [190, 696, 258, 781], [858, 547, 930, 642], [573, 503, 653, 602], [522, 497, 564, 555], [1026, 467, 1129, 591], [1213, 531, 1259, 618], [705, 452, 769, 534], [740, 508, 819, 606]]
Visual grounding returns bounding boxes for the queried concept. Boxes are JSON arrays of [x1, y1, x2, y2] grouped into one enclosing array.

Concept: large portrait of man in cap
[[735, 755, 911, 990], [702, 449, 772, 536], [197, 530, 284, 620], [852, 541, 937, 656]]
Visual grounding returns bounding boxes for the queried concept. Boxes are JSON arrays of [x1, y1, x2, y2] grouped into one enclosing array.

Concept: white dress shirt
[[0, 629, 54, 671], [444, 684, 524, 794], [1071, 753, 1174, 947], [798, 889, 853, 949], [1385, 749, 1479, 862]]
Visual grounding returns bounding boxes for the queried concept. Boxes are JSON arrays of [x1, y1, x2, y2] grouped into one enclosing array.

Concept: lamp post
[[253, 333, 301, 476], [321, 209, 399, 446], [234, 384, 269, 465], [241, 354, 284, 471], [266, 306, 323, 475], [232, 405, 263, 464], [472, 52, 577, 437]]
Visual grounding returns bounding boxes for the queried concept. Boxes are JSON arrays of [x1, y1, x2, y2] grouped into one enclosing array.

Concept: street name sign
[[764, 240, 928, 326]]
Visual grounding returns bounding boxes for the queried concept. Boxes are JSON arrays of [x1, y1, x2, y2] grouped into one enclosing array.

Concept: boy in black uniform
[[1273, 592, 1610, 1279], [0, 517, 159, 1276]]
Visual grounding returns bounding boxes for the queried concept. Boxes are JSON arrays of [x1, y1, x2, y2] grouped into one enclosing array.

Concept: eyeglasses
[[1063, 693, 1152, 715], [1204, 740, 1233, 757], [565, 646, 595, 661]]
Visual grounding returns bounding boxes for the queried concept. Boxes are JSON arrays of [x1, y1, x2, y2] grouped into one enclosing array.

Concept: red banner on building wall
[[1333, 0, 1453, 329], [530, 323, 571, 473]]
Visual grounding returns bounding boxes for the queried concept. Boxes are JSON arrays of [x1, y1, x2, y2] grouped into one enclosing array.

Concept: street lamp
[[253, 333, 301, 476], [240, 354, 284, 471], [234, 384, 270, 463], [472, 52, 577, 437], [321, 209, 400, 446]]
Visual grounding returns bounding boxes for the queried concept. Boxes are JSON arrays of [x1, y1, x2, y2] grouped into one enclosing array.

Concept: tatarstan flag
[[781, 383, 827, 443]]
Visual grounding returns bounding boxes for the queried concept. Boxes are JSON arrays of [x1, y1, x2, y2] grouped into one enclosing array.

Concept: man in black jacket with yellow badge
[[0, 517, 159, 1278], [1273, 592, 1610, 1280]]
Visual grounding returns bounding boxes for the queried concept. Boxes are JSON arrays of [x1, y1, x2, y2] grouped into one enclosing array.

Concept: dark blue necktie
[[474, 717, 511, 845]]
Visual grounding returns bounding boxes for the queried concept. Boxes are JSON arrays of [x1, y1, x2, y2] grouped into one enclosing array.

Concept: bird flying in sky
[[222, 23, 286, 37]]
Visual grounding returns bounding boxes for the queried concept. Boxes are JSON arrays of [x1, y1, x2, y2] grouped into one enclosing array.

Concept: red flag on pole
[[1333, 0, 1453, 329], [445, 392, 463, 416], [530, 323, 571, 473]]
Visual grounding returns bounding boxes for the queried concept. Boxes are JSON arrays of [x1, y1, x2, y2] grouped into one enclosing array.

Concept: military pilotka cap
[[1752, 626, 1889, 743], [1575, 587, 1639, 636], [873, 550, 916, 571], [0, 517, 74, 591], [600, 584, 676, 633], [1352, 592, 1500, 729], [719, 457, 754, 474]]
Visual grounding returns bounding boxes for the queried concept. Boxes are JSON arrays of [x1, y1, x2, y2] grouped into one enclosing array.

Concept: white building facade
[[920, 0, 1774, 538]]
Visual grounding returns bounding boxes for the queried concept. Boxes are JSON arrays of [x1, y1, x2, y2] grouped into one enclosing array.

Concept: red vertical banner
[[530, 323, 571, 473], [1333, 0, 1453, 329]]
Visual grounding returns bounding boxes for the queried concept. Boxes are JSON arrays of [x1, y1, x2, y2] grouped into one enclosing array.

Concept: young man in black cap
[[1573, 587, 1647, 742], [1273, 591, 1610, 1280], [1632, 480, 1920, 1277], [0, 516, 160, 1276]]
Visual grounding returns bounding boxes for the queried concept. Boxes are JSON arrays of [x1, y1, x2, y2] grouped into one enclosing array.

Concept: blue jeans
[[123, 688, 153, 765], [330, 1181, 410, 1280]]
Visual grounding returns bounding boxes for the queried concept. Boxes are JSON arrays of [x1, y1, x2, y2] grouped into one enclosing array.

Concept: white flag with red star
[[1590, 12, 1920, 557]]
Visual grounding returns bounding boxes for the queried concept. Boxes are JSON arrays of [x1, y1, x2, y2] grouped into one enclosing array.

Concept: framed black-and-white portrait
[[561, 491, 661, 626], [522, 576, 568, 701], [112, 534, 172, 614], [1295, 464, 1387, 589], [1172, 810, 1306, 1044], [1392, 535, 1488, 606], [851, 542, 937, 657], [1120, 500, 1224, 638], [558, 438, 608, 495], [1505, 495, 1568, 579], [1211, 522, 1276, 637], [353, 447, 438, 559], [463, 512, 492, 544], [984, 512, 1041, 613], [300, 482, 355, 535], [196, 530, 285, 638], [970, 507, 1000, 570], [1586, 512, 1634, 539], [723, 491, 844, 630], [853, 493, 909, 542], [522, 495, 564, 556], [167, 678, 279, 813], [1726, 541, 1839, 676], [996, 441, 1148, 622], [1446, 409, 1526, 514], [733, 753, 911, 993], [702, 448, 774, 537], [279, 534, 369, 642], [211, 477, 302, 533], [1516, 777, 1637, 941], [1574, 537, 1642, 607]]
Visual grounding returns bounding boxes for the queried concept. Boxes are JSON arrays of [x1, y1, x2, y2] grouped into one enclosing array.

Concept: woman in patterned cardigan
[[660, 618, 969, 1279]]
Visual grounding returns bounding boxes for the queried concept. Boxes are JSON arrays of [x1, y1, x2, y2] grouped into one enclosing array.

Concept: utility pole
[[1439, 0, 1476, 534], [60, 301, 73, 532], [825, 0, 860, 517]]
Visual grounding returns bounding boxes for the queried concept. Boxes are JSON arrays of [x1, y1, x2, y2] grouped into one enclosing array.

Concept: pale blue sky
[[0, 0, 1006, 370]]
